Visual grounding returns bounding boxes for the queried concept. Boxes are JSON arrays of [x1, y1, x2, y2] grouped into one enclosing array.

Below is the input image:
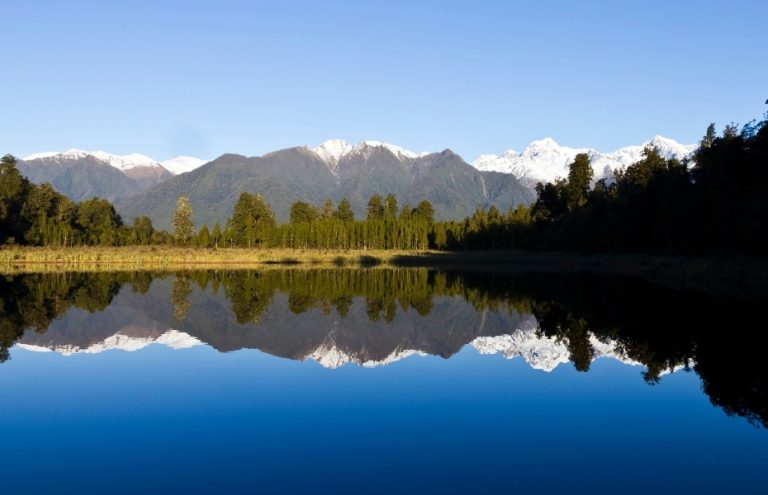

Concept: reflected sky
[[0, 269, 766, 494]]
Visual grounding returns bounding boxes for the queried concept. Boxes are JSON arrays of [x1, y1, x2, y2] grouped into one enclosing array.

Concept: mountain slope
[[118, 142, 534, 229], [18, 154, 145, 202], [161, 156, 208, 175], [19, 149, 174, 202]]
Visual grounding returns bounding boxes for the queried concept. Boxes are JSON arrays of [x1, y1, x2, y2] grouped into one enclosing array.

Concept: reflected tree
[[171, 274, 193, 321]]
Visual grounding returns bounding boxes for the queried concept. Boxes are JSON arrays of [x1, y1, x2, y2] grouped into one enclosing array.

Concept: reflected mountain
[[1, 268, 766, 427]]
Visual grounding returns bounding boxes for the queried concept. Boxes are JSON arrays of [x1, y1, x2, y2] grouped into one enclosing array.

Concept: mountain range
[[472, 135, 696, 186], [18, 149, 205, 202], [17, 323, 652, 372], [18, 136, 694, 229], [14, 277, 654, 373]]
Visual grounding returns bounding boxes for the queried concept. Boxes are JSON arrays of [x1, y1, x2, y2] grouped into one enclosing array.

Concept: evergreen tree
[[531, 180, 568, 223], [413, 200, 435, 224], [384, 193, 398, 221], [0, 154, 29, 244], [76, 198, 123, 245], [334, 198, 355, 222], [367, 194, 384, 220], [290, 201, 318, 224], [701, 123, 716, 149], [131, 216, 154, 245], [228, 192, 275, 247], [197, 224, 211, 247], [566, 153, 593, 210], [21, 183, 72, 246]]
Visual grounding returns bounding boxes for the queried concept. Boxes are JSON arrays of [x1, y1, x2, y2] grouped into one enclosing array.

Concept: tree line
[[2, 110, 765, 255], [161, 109, 768, 257], [514, 114, 768, 256], [0, 154, 174, 246], [2, 268, 765, 427]]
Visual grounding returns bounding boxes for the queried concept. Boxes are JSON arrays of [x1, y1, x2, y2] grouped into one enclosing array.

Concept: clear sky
[[2, 0, 766, 162]]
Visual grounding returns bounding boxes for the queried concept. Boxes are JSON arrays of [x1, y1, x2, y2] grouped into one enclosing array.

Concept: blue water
[[1, 344, 765, 495]]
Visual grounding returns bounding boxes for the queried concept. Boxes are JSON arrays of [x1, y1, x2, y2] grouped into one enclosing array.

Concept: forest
[[1, 113, 766, 256]]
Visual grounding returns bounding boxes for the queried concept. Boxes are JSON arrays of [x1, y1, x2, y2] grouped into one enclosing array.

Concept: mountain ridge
[[21, 135, 694, 180], [117, 142, 534, 229], [17, 135, 694, 227], [472, 135, 695, 185]]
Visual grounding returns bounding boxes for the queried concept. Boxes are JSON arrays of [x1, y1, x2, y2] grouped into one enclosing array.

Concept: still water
[[0, 269, 766, 494]]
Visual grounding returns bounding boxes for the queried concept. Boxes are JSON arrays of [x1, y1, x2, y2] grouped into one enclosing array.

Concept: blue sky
[[2, 0, 766, 161]]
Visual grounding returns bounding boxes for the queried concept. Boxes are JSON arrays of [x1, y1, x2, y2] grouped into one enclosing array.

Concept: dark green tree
[[290, 201, 319, 224], [367, 194, 384, 220], [131, 216, 154, 245], [76, 198, 123, 245], [228, 192, 275, 247], [197, 224, 211, 247], [334, 198, 355, 222], [0, 154, 29, 244], [413, 200, 435, 224], [566, 153, 593, 210]]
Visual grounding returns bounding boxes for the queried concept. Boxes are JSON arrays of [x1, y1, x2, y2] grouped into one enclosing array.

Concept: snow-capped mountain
[[300, 315, 666, 373], [23, 149, 208, 175], [473, 136, 696, 185], [16, 329, 202, 356], [470, 331, 644, 372], [310, 139, 429, 168], [12, 313, 686, 376], [24, 149, 166, 172], [306, 344, 427, 369], [19, 149, 208, 201], [161, 155, 208, 175]]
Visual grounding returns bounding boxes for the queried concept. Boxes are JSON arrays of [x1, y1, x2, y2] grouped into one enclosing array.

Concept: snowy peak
[[23, 149, 209, 176], [523, 138, 589, 158], [161, 155, 208, 175], [24, 149, 88, 161], [472, 136, 696, 185], [93, 151, 159, 171], [311, 139, 355, 164], [647, 135, 696, 157], [16, 329, 202, 356], [24, 148, 165, 172], [357, 140, 428, 160], [470, 328, 645, 372], [305, 343, 427, 369], [310, 139, 428, 167]]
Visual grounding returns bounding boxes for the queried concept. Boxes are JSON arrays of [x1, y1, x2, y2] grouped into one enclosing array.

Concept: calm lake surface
[[1, 269, 766, 494]]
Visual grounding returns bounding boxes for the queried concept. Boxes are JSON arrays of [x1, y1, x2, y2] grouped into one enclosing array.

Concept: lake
[[0, 268, 766, 494]]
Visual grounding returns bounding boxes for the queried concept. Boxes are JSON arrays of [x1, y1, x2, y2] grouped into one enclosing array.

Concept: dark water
[[0, 269, 766, 494]]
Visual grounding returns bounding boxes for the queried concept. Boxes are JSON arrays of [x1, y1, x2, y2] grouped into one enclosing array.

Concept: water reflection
[[1, 268, 766, 427]]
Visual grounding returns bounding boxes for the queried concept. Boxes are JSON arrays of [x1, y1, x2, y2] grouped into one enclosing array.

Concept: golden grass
[[2, 246, 766, 299], [0, 246, 429, 273]]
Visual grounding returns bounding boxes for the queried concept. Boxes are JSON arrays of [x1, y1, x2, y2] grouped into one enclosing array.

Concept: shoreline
[[2, 246, 766, 298]]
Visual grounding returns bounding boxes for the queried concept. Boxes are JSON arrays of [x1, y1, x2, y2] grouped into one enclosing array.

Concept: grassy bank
[[2, 246, 766, 299], [0, 246, 423, 271]]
